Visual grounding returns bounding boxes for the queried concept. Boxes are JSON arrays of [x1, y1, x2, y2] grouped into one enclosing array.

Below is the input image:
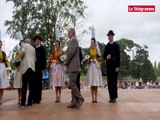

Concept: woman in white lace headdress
[[86, 27, 103, 103], [13, 31, 24, 105], [49, 29, 65, 103], [0, 40, 11, 105]]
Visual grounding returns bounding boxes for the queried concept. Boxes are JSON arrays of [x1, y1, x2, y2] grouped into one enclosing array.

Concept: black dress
[[103, 42, 120, 100]]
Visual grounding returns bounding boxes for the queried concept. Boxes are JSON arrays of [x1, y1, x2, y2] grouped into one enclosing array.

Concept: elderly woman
[[13, 40, 24, 105]]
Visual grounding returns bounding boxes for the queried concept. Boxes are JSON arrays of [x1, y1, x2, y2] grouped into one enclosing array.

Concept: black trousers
[[21, 68, 35, 106], [76, 73, 81, 92], [107, 68, 118, 100], [32, 70, 42, 103]]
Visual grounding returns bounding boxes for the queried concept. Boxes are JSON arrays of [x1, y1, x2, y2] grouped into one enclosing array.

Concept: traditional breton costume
[[13, 54, 22, 89], [0, 51, 11, 88], [13, 31, 23, 89], [32, 35, 46, 103], [103, 30, 120, 102], [0, 31, 11, 105], [49, 29, 65, 88], [87, 27, 103, 87]]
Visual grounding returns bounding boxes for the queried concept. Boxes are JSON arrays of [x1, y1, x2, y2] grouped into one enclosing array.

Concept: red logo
[[128, 5, 155, 12]]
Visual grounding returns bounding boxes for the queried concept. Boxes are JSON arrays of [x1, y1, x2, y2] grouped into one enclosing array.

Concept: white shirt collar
[[109, 41, 114, 44], [36, 44, 41, 48]]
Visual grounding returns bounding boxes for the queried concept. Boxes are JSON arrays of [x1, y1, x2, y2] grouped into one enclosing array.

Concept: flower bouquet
[[81, 55, 91, 64], [58, 54, 67, 63], [13, 51, 21, 67]]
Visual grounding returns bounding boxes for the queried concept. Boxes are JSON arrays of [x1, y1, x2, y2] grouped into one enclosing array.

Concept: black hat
[[107, 30, 115, 36], [33, 35, 42, 41]]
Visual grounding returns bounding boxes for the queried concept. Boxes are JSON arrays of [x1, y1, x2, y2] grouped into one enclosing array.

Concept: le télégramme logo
[[128, 5, 155, 12]]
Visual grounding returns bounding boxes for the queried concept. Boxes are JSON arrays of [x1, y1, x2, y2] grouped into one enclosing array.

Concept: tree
[[156, 61, 160, 77], [130, 45, 156, 82], [5, 0, 87, 61], [117, 38, 156, 81], [140, 59, 156, 81], [117, 38, 138, 79]]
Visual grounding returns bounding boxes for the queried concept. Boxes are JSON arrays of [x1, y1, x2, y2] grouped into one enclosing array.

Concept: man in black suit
[[103, 30, 120, 103], [33, 35, 46, 104]]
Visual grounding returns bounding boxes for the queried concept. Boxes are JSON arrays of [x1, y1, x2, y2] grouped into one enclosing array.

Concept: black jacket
[[79, 47, 83, 69], [35, 45, 46, 71], [103, 42, 120, 69]]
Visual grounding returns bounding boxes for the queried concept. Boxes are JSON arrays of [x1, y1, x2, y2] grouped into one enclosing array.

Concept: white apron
[[0, 63, 10, 88]]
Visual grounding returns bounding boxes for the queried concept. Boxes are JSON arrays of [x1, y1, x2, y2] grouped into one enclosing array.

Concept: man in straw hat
[[19, 38, 36, 107], [103, 30, 120, 103]]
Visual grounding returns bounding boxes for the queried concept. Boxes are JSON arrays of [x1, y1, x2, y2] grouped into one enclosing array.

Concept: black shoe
[[112, 99, 116, 103], [36, 101, 41, 104], [67, 104, 77, 108], [27, 103, 32, 107], [21, 103, 25, 106], [57, 98, 60, 103], [109, 100, 112, 103], [92, 100, 98, 103], [32, 101, 40, 104], [20, 105, 25, 108], [109, 99, 116, 103]]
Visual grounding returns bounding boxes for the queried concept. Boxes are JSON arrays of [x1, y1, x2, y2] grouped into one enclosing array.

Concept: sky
[[0, 0, 160, 63]]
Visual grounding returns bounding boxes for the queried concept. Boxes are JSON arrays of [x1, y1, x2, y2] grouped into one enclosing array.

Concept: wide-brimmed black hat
[[107, 30, 115, 36], [33, 35, 42, 41]]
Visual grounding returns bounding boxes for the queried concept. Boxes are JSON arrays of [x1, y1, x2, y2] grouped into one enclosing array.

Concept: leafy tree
[[130, 45, 156, 81], [117, 39, 156, 81], [98, 42, 106, 75], [117, 39, 133, 78], [140, 59, 156, 81], [5, 0, 87, 61], [117, 38, 139, 79], [155, 61, 160, 77], [129, 60, 137, 78]]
